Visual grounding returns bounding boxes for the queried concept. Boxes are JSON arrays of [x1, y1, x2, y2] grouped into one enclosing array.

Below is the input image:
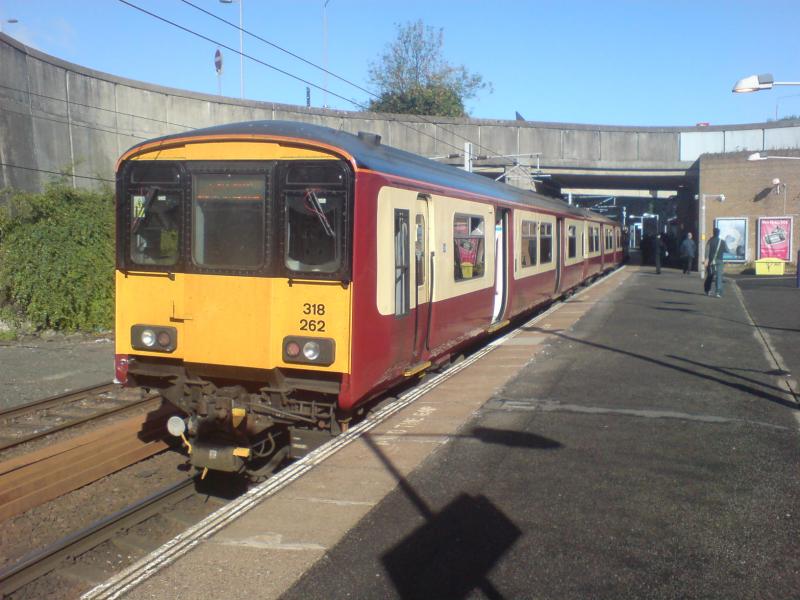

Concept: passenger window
[[454, 214, 485, 281], [521, 219, 537, 267], [568, 225, 577, 259], [588, 226, 598, 253], [192, 174, 266, 269], [395, 210, 410, 316], [540, 223, 553, 264]]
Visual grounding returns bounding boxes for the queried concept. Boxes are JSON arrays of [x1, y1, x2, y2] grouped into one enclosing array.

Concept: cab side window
[[283, 162, 347, 274]]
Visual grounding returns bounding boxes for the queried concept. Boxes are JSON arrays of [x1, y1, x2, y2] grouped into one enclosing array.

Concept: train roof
[[123, 120, 616, 224]]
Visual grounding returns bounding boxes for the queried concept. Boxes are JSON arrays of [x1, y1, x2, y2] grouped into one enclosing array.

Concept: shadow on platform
[[521, 326, 798, 410], [360, 433, 524, 599]]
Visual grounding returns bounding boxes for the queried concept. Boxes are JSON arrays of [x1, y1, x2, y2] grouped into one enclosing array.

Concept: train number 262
[[300, 303, 326, 332]]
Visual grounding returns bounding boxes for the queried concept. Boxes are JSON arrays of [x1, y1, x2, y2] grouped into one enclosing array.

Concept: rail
[[0, 383, 160, 452], [0, 478, 196, 597]]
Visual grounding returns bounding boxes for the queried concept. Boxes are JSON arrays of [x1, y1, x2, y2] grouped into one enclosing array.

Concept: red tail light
[[115, 354, 130, 384]]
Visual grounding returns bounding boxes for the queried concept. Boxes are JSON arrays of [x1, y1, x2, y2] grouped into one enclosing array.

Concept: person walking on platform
[[704, 227, 728, 297], [679, 232, 696, 274], [654, 234, 663, 274]]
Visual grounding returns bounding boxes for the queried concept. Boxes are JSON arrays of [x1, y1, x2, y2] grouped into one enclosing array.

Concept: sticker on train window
[[133, 195, 145, 218]]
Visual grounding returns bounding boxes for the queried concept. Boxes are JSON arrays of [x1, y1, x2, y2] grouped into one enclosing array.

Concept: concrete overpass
[[2, 32, 800, 199]]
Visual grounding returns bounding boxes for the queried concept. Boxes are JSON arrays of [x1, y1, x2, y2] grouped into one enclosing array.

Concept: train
[[113, 120, 623, 477]]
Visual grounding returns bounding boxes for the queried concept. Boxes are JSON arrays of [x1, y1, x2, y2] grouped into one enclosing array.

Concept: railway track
[[0, 384, 179, 522], [0, 382, 159, 452], [0, 477, 211, 598], [4, 270, 625, 599]]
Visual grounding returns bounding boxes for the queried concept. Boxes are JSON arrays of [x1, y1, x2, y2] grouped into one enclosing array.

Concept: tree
[[367, 20, 491, 117]]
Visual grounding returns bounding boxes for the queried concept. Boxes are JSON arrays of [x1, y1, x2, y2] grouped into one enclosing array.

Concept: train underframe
[[126, 356, 349, 477]]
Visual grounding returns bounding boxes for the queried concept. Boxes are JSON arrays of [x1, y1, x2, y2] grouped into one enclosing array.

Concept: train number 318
[[303, 303, 326, 315], [301, 304, 326, 332]]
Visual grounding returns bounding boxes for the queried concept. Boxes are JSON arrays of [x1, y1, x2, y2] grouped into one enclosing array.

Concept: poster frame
[[714, 217, 748, 263], [756, 216, 793, 261]]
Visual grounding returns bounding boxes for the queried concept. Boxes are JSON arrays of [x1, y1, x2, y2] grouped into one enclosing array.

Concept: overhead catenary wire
[[179, 0, 505, 162], [0, 102, 149, 144], [116, 0, 503, 163], [0, 82, 198, 133], [0, 161, 115, 183]]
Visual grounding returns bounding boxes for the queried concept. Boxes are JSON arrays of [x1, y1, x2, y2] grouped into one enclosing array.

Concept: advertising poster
[[758, 217, 792, 260], [714, 218, 747, 263]]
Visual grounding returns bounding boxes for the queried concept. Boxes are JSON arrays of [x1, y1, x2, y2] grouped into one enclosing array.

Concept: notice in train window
[[132, 195, 145, 218]]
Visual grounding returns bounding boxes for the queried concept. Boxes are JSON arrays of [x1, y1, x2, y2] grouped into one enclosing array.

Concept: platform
[[88, 267, 800, 600]]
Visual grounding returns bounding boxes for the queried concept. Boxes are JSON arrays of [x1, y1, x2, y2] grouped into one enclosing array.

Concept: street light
[[219, 0, 244, 99], [748, 152, 800, 161], [732, 73, 800, 93]]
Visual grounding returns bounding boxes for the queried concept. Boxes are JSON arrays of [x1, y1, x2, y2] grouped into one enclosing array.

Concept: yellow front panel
[[116, 271, 351, 373], [267, 280, 352, 372], [116, 271, 186, 357]]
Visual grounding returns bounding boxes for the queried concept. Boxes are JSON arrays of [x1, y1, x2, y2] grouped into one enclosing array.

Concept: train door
[[555, 217, 563, 294], [492, 208, 509, 323], [412, 195, 432, 361], [600, 225, 606, 270]]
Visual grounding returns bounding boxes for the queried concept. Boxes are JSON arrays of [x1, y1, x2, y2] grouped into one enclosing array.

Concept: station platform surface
[[92, 266, 800, 600]]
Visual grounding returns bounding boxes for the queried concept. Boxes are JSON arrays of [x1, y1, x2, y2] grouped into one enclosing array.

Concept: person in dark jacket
[[704, 228, 729, 297], [654, 234, 663, 274], [679, 232, 697, 274]]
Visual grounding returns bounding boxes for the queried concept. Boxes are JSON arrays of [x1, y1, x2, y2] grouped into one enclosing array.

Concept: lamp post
[[774, 94, 800, 120], [322, 0, 331, 108], [734, 74, 800, 281], [698, 194, 725, 278], [219, 0, 243, 99]]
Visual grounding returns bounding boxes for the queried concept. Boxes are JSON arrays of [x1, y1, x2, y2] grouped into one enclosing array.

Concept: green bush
[[0, 182, 115, 332]]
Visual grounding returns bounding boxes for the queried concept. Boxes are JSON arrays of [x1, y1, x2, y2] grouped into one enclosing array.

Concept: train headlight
[[303, 341, 320, 361], [131, 325, 177, 353], [141, 329, 156, 347], [282, 337, 335, 366]]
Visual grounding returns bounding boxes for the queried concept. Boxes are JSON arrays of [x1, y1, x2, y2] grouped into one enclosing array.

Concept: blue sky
[[2, 0, 799, 127]]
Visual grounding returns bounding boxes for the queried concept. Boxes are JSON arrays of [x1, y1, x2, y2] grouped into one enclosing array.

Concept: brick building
[[698, 150, 800, 273]]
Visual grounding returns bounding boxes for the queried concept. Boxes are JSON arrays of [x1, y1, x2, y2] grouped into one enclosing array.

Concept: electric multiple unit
[[114, 121, 622, 477]]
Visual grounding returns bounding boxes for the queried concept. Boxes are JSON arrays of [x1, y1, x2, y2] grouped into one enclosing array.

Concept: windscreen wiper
[[131, 187, 158, 234], [305, 190, 335, 238]]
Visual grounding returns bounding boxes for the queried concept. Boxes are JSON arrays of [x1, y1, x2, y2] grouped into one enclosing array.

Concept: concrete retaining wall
[[2, 32, 800, 193]]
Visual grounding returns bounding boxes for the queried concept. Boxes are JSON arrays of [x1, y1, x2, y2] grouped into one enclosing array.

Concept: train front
[[114, 129, 353, 476]]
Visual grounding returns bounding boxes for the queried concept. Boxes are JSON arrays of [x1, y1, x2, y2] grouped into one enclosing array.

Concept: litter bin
[[755, 258, 786, 275]]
